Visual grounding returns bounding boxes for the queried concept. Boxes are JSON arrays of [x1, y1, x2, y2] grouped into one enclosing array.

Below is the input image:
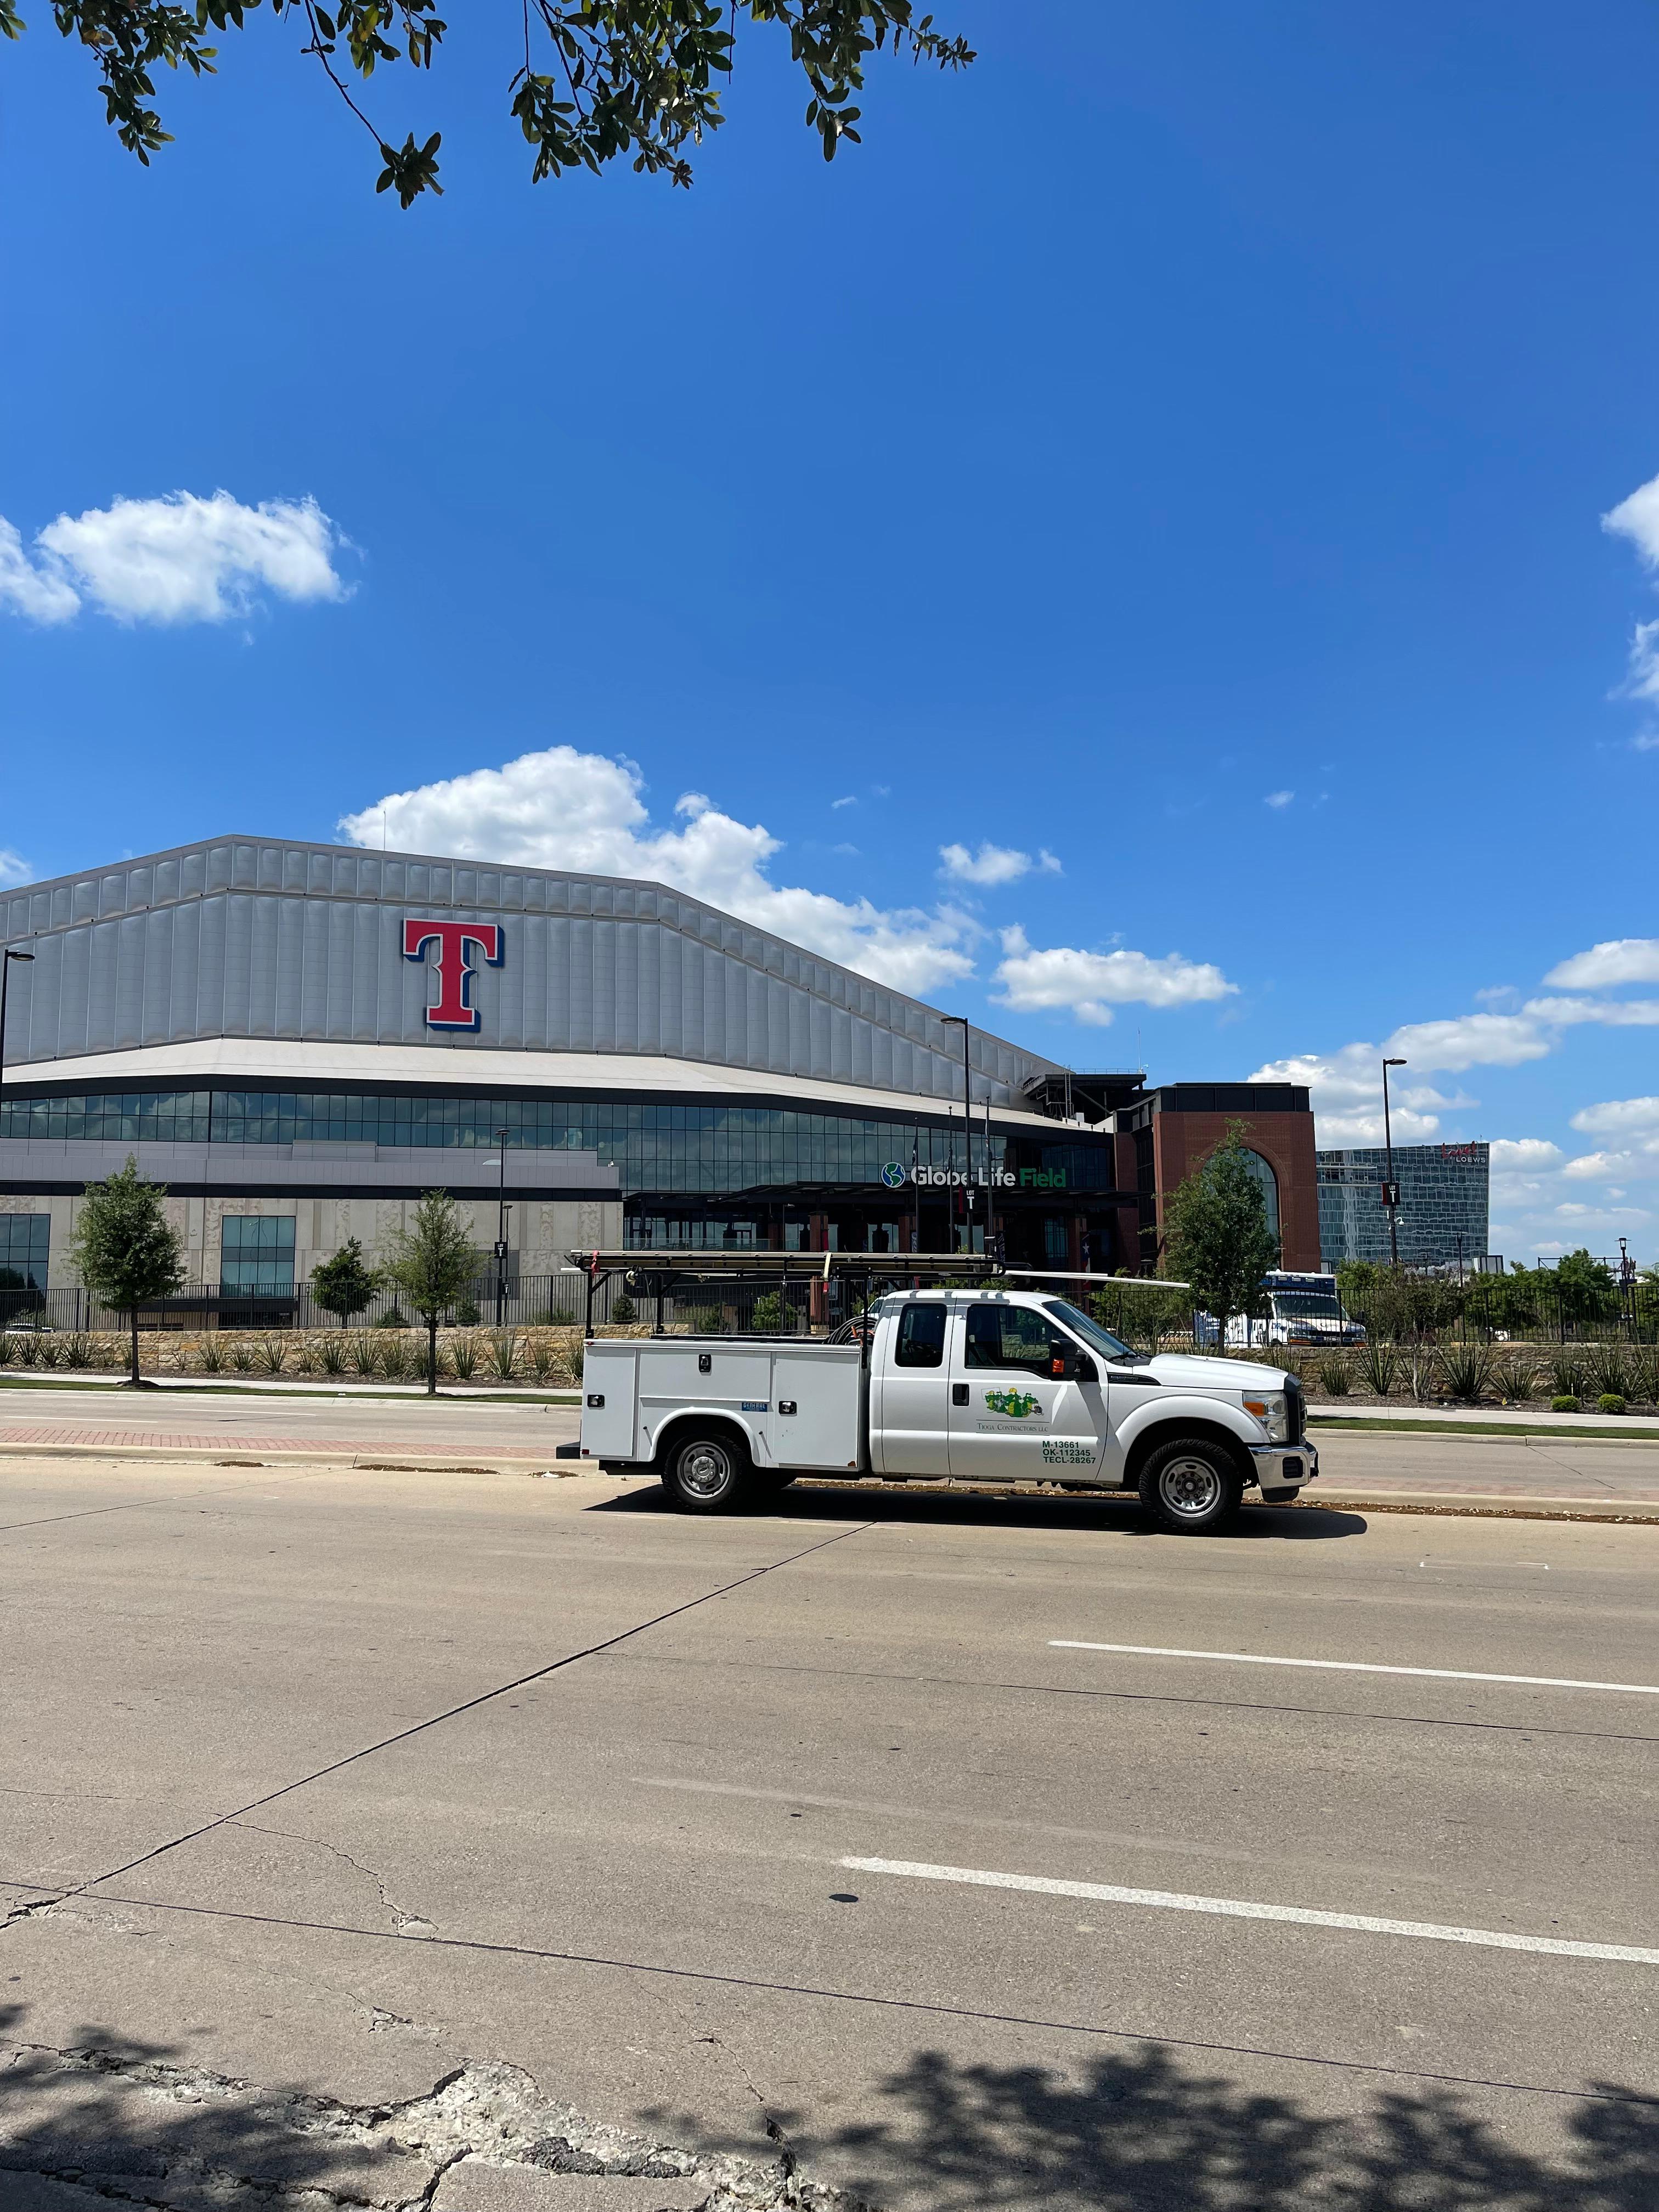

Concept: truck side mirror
[[1072, 1351, 1097, 1384]]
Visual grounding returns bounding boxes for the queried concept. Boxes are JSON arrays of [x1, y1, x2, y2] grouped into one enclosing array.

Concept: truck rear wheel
[[1137, 1436, 1244, 1536], [661, 1426, 751, 1514]]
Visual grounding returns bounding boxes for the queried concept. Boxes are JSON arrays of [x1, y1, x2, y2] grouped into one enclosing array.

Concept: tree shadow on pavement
[[0, 2004, 414, 2209], [732, 2044, 1659, 2212]]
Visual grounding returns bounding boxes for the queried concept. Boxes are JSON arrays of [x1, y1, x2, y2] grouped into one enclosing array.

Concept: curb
[[0, 1440, 585, 1476]]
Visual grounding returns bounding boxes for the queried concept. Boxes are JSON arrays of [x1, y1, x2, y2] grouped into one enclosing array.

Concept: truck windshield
[[1041, 1299, 1133, 1361], [1270, 1293, 1343, 1321]]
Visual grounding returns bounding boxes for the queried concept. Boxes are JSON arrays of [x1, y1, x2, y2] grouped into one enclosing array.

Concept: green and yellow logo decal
[[984, 1387, 1040, 1419]]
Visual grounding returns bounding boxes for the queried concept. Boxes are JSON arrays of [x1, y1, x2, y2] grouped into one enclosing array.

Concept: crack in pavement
[[0, 2041, 877, 2211], [228, 1820, 439, 1938], [0, 1519, 876, 1939]]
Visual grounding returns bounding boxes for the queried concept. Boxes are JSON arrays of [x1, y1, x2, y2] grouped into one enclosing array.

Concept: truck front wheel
[[1137, 1436, 1244, 1536], [662, 1427, 751, 1514]]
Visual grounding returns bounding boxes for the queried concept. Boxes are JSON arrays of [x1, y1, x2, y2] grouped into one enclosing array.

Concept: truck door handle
[[586, 1393, 604, 1408], [951, 1384, 969, 1406]]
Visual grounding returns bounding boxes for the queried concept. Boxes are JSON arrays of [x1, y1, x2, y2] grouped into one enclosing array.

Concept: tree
[[1551, 1248, 1618, 1329], [381, 1190, 484, 1395], [309, 1235, 381, 1323], [1160, 1124, 1280, 1351], [8, 3, 975, 207], [69, 1155, 186, 1386]]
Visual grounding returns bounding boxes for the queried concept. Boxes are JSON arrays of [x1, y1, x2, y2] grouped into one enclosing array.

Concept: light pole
[[1381, 1056, 1407, 1270], [941, 1016, 973, 1252], [489, 1125, 510, 1325]]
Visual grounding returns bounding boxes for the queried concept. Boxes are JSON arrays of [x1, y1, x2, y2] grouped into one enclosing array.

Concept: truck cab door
[[871, 1300, 952, 1476], [946, 1302, 1108, 1483]]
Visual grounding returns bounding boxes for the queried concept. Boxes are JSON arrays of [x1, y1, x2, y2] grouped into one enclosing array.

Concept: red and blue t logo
[[403, 918, 504, 1031]]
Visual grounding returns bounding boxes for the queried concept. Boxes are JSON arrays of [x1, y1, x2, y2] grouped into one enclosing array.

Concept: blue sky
[[3, 3, 1658, 1259]]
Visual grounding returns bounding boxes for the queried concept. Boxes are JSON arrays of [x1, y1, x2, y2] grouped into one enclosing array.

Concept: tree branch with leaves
[[5, 2, 974, 206]]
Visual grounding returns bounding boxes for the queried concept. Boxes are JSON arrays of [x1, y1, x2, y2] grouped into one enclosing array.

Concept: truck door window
[[893, 1303, 947, 1368], [964, 1304, 1072, 1376]]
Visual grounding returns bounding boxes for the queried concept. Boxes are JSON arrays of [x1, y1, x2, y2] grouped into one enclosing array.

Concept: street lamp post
[[1381, 1057, 1407, 1270], [941, 1016, 973, 1253], [491, 1125, 510, 1326]]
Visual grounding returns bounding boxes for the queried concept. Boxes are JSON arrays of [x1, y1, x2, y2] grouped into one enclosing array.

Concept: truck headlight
[[1243, 1392, 1290, 1442]]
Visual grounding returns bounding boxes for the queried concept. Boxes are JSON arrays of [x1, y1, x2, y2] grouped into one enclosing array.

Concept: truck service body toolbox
[[576, 1285, 1316, 1533]]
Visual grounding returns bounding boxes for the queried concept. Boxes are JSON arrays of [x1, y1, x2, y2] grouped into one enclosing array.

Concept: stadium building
[[0, 837, 1326, 1313]]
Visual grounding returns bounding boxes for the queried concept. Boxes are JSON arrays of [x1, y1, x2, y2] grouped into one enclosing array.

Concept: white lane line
[[840, 1858, 1659, 1966], [1048, 1640, 1659, 1697]]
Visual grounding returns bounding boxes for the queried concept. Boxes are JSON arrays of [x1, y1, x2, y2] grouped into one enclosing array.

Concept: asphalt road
[[2, 1455, 1657, 2210], [3, 1384, 1659, 1511]]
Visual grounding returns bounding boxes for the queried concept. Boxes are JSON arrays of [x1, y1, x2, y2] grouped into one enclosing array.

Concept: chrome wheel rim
[[680, 1441, 732, 1498], [1159, 1455, 1222, 1518]]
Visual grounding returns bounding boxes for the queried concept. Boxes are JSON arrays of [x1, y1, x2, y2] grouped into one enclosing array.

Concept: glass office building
[[1317, 1143, 1489, 1270]]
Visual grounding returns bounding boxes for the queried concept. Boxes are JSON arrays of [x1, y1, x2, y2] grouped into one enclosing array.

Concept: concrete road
[[3, 1456, 1657, 2210], [4, 1384, 1659, 1512]]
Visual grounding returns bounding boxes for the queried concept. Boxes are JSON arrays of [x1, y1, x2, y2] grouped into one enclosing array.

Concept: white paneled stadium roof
[[0, 837, 1067, 1120]]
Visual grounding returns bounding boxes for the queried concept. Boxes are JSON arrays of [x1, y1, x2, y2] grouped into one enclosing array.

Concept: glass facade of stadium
[[0, 1082, 1124, 1265]]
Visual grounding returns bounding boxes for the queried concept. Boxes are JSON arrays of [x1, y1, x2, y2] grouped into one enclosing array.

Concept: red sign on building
[[403, 918, 504, 1031]]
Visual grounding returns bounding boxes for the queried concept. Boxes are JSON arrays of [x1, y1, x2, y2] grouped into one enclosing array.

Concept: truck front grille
[[1284, 1375, 1306, 1445]]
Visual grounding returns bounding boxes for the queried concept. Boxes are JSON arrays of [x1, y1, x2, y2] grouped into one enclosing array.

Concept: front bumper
[[1249, 1441, 1318, 1498]]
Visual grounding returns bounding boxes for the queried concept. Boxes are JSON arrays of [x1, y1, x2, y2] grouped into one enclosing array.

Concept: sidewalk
[[1311, 1402, 1659, 1438]]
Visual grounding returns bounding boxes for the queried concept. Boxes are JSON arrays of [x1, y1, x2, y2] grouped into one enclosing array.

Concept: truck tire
[[1137, 1436, 1244, 1536], [661, 1426, 752, 1514]]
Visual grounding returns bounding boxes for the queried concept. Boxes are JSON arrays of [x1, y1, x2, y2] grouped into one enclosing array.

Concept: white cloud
[[1263, 789, 1294, 809], [938, 842, 1060, 888], [1543, 938, 1659, 989], [831, 795, 857, 810], [1383, 1013, 1551, 1072], [0, 849, 33, 889], [1249, 1047, 1460, 1143], [1489, 1138, 1563, 1172], [340, 744, 979, 996], [1603, 472, 1659, 566], [992, 924, 1235, 1026], [0, 491, 345, 625], [0, 519, 78, 624], [1521, 994, 1659, 1028], [1571, 1094, 1659, 1136]]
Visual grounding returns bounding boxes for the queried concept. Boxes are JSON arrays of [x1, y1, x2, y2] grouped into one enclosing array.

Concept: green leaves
[[35, 2, 970, 202], [68, 1155, 186, 1313], [375, 128, 442, 203], [1160, 1121, 1282, 1335]]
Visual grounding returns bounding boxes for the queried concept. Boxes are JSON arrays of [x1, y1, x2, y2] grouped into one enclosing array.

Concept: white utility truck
[[568, 1282, 1316, 1534], [1209, 1271, 1368, 1352]]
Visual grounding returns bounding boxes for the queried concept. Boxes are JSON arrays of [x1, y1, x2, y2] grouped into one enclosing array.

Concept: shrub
[[349, 1333, 379, 1376], [198, 1334, 225, 1373], [450, 1333, 479, 1380], [0, 1332, 15, 1367], [1630, 1345, 1659, 1406], [454, 1298, 481, 1327], [1493, 1356, 1539, 1405], [1406, 1352, 1438, 1402], [678, 1304, 723, 1335], [61, 1332, 95, 1370], [255, 1336, 288, 1376], [528, 1335, 557, 1384], [1318, 1354, 1351, 1396], [318, 1335, 348, 1374], [230, 1339, 256, 1372], [1585, 1343, 1630, 1400], [1438, 1342, 1494, 1405], [487, 1329, 520, 1380], [545, 1305, 577, 1326], [377, 1306, 407, 1329], [1550, 1351, 1583, 1400], [33, 1336, 61, 1370], [1598, 1393, 1628, 1416], [610, 1293, 636, 1323], [1359, 1341, 1398, 1397], [1550, 1395, 1578, 1413], [751, 1290, 791, 1333], [379, 1336, 408, 1379]]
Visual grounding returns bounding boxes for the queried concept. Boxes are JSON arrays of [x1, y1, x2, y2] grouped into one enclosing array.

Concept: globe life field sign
[[885, 1162, 1063, 1190]]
